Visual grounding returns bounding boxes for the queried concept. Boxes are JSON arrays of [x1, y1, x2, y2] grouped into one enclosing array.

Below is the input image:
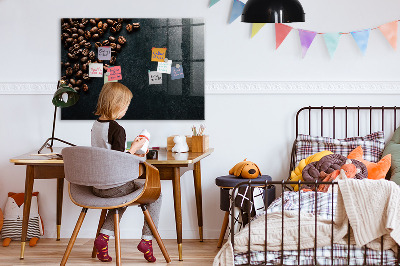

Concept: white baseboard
[[1, 81, 400, 94]]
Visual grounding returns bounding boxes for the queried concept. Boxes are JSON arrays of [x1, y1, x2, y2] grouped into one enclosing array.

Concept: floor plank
[[0, 239, 221, 265]]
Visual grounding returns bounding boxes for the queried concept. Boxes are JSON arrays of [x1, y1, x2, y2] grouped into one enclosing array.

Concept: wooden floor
[[0, 239, 221, 265]]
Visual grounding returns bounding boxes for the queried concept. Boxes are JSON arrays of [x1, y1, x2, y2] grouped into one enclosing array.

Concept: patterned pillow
[[294, 131, 385, 166]]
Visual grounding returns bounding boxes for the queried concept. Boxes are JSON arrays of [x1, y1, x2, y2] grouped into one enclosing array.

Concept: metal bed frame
[[230, 106, 400, 266]]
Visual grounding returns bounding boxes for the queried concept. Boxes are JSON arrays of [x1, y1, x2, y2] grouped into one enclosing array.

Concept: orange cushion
[[347, 146, 391, 180]]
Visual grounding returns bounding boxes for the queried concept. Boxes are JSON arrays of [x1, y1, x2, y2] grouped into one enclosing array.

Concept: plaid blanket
[[234, 191, 397, 265]]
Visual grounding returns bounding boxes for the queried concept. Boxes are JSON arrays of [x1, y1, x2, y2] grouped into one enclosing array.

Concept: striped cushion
[[1, 217, 41, 240], [295, 131, 385, 167]]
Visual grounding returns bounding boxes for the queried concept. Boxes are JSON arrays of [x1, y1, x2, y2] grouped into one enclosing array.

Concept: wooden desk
[[10, 147, 213, 261]]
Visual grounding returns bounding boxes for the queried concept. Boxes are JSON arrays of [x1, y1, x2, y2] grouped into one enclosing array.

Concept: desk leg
[[172, 167, 183, 261], [20, 165, 35, 259], [193, 161, 203, 242], [56, 178, 64, 241]]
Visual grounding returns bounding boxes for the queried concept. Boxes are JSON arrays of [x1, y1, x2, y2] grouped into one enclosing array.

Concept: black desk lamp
[[38, 80, 79, 154], [241, 0, 305, 23]]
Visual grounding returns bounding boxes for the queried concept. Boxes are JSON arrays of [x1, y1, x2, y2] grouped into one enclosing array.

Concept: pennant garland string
[[229, 0, 245, 24], [209, 0, 220, 7]]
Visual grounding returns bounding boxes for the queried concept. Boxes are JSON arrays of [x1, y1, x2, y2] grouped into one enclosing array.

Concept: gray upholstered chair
[[60, 146, 171, 265]]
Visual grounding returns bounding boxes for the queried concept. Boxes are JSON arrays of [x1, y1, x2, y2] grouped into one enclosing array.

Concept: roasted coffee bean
[[98, 29, 104, 36], [89, 51, 95, 60], [97, 21, 103, 28], [78, 36, 84, 42], [79, 40, 86, 46], [81, 56, 88, 63], [69, 79, 76, 85], [67, 53, 77, 60], [82, 84, 88, 92], [90, 27, 98, 34], [72, 39, 78, 45], [68, 46, 74, 53], [133, 22, 140, 29], [118, 36, 126, 44], [117, 18, 123, 23], [76, 70, 83, 78], [67, 83, 73, 88], [66, 38, 73, 44], [110, 43, 116, 49], [104, 63, 109, 70], [116, 44, 121, 51], [111, 50, 117, 55], [116, 23, 122, 32], [83, 73, 89, 80], [82, 18, 88, 25], [68, 19, 74, 24], [95, 18, 100, 22], [79, 23, 85, 28], [82, 63, 88, 71], [84, 31, 91, 39], [110, 56, 116, 65], [98, 59, 103, 63], [110, 27, 116, 34], [73, 43, 80, 50], [73, 63, 80, 71], [74, 86, 80, 91], [95, 42, 102, 49], [71, 27, 78, 33], [78, 29, 84, 36], [82, 48, 89, 56], [107, 19, 114, 25], [92, 33, 99, 39], [102, 40, 110, 46], [90, 19, 96, 25], [84, 42, 91, 49], [108, 36, 116, 43], [64, 62, 71, 67], [126, 24, 133, 33], [66, 67, 73, 76], [62, 33, 69, 39], [102, 23, 108, 31], [76, 79, 83, 86], [71, 33, 78, 39], [62, 23, 70, 30]]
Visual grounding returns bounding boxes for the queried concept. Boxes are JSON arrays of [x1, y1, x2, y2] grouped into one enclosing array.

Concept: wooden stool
[[215, 175, 275, 248]]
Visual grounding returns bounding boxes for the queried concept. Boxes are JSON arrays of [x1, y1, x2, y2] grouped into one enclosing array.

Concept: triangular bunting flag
[[351, 29, 370, 55], [378, 21, 397, 50], [251, 23, 266, 38], [229, 0, 245, 24], [275, 23, 293, 49], [323, 33, 341, 58], [209, 0, 220, 7], [298, 29, 317, 58]]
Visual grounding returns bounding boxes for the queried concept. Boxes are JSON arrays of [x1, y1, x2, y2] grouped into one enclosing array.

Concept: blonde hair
[[95, 83, 133, 120]]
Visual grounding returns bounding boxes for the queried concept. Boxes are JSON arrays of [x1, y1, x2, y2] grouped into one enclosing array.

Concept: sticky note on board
[[171, 66, 184, 80], [98, 46, 111, 60], [151, 48, 167, 62], [149, 71, 162, 85], [89, 63, 103, 77], [157, 60, 172, 74], [104, 72, 117, 84], [108, 66, 122, 81]]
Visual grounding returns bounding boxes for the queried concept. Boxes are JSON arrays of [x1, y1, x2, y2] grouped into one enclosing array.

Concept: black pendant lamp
[[242, 0, 305, 23]]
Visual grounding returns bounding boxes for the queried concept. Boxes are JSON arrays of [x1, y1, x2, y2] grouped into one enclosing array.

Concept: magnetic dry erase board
[[60, 18, 204, 120]]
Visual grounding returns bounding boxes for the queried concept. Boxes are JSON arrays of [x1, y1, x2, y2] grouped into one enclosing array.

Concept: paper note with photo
[[98, 47, 111, 60], [157, 60, 172, 74], [89, 63, 103, 77], [108, 66, 122, 81], [151, 47, 167, 62], [149, 71, 162, 85], [104, 72, 117, 84], [171, 66, 184, 80]]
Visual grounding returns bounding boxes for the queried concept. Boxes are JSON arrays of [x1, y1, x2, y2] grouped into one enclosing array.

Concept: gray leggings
[[92, 180, 162, 240]]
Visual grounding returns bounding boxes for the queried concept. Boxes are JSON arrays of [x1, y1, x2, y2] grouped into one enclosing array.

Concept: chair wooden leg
[[60, 208, 88, 266], [217, 211, 230, 248], [141, 205, 171, 263], [114, 210, 121, 266], [91, 209, 108, 258]]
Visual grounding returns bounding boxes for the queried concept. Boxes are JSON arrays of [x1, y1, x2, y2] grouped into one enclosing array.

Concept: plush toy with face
[[229, 159, 261, 179]]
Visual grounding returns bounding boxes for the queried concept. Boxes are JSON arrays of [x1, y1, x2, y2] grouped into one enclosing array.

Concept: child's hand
[[129, 137, 147, 155]]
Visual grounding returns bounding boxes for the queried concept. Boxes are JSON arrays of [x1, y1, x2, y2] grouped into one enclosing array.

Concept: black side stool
[[215, 175, 275, 248]]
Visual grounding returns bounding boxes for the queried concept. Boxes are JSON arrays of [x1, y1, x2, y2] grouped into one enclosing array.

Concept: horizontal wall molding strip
[[1, 81, 400, 95]]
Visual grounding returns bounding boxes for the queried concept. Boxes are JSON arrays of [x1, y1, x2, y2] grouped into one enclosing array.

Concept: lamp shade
[[241, 0, 305, 23], [52, 85, 79, 108]]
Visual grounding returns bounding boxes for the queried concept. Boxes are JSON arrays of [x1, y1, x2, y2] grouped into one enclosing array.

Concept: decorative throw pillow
[[347, 146, 391, 180], [382, 126, 400, 184], [295, 131, 385, 166]]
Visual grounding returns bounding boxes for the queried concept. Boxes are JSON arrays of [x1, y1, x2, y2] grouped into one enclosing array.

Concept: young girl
[[91, 82, 162, 263]]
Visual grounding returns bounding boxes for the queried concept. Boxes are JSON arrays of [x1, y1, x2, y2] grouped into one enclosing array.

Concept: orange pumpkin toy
[[229, 159, 261, 179]]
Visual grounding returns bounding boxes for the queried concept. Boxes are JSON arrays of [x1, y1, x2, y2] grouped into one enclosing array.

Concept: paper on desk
[[157, 60, 172, 74], [149, 71, 162, 85], [98, 46, 111, 60], [171, 66, 184, 80], [89, 63, 103, 77], [151, 47, 167, 62]]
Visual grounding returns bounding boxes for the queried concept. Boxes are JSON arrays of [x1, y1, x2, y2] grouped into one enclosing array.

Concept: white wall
[[1, 0, 400, 240]]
